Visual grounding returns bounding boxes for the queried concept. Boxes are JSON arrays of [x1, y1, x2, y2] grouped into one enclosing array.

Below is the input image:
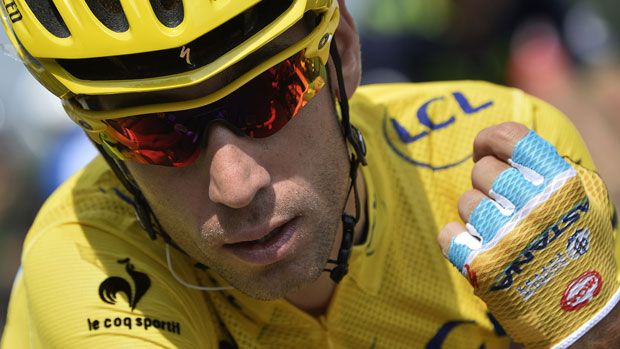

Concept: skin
[[127, 85, 352, 301], [120, 2, 365, 313], [97, 0, 618, 344]]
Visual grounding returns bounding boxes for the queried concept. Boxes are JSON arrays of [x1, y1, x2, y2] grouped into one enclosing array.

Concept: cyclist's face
[[122, 27, 352, 299], [127, 81, 350, 299]]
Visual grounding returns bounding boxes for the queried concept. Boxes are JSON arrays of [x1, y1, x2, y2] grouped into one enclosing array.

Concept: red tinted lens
[[101, 52, 326, 167], [227, 52, 324, 138], [105, 112, 205, 166]]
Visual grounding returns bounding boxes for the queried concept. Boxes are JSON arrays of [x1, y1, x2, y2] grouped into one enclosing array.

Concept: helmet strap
[[95, 142, 179, 248], [323, 38, 367, 284]]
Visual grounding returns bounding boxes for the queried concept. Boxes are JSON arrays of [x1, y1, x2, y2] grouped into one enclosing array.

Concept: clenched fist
[[438, 122, 620, 348]]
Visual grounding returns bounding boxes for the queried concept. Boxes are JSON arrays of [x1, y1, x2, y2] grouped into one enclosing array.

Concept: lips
[[223, 218, 299, 265], [252, 226, 284, 244]]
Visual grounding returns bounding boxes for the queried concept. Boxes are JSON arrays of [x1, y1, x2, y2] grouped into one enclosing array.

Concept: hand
[[438, 122, 620, 348]]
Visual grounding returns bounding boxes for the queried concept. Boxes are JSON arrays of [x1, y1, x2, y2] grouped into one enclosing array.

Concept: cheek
[[125, 164, 209, 232], [129, 165, 194, 201], [275, 97, 350, 196]]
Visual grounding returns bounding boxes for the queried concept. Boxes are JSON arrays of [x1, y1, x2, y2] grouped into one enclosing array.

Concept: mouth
[[223, 218, 299, 266], [253, 226, 283, 243]]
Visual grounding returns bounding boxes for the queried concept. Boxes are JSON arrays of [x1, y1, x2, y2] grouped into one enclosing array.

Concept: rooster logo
[[98, 258, 151, 310]]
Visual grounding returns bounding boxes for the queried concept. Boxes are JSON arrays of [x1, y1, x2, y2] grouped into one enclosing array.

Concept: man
[[1, 0, 619, 348]]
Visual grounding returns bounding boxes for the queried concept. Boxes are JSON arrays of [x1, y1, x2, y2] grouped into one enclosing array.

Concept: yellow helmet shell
[[1, 0, 338, 97]]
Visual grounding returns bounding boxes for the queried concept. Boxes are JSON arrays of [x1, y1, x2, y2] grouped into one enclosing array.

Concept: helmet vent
[[85, 0, 129, 33], [24, 0, 70, 38], [149, 0, 184, 28], [56, 0, 293, 81]]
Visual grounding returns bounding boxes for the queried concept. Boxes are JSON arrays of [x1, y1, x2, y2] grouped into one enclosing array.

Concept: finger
[[438, 222, 466, 256], [510, 130, 573, 183], [466, 194, 514, 245], [458, 189, 487, 223], [471, 155, 511, 195], [490, 167, 540, 213], [440, 222, 482, 273], [473, 122, 529, 162]]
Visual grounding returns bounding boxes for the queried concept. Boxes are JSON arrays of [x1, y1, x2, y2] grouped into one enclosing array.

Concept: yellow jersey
[[2, 81, 615, 348]]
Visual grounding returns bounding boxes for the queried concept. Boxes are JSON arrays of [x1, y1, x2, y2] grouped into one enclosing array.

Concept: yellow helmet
[[1, 0, 339, 99]]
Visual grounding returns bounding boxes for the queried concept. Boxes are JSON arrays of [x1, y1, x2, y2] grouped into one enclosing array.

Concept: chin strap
[[324, 160, 363, 283], [95, 143, 179, 248], [323, 39, 367, 284]]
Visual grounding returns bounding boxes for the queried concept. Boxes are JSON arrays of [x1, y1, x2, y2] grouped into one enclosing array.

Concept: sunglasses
[[97, 51, 327, 167]]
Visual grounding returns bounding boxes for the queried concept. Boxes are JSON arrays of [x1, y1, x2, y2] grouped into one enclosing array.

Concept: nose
[[206, 124, 271, 209]]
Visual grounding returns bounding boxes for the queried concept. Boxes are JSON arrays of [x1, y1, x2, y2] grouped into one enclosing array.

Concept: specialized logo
[[567, 228, 590, 260], [383, 91, 494, 171], [4, 1, 22, 23], [490, 197, 590, 292], [99, 258, 151, 310], [179, 45, 192, 65], [561, 271, 602, 311]]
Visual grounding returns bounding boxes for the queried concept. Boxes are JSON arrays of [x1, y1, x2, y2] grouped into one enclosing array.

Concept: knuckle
[[471, 156, 500, 184], [458, 190, 484, 219], [472, 128, 488, 151], [492, 122, 529, 145], [472, 155, 495, 174], [438, 222, 464, 255], [437, 225, 453, 251]]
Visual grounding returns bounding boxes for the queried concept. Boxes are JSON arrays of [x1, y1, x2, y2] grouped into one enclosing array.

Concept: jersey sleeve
[[5, 222, 223, 348]]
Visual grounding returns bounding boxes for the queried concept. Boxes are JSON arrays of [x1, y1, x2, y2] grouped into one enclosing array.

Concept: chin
[[206, 220, 336, 299], [218, 248, 328, 300]]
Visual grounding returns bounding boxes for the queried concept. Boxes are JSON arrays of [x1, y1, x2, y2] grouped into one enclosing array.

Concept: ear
[[329, 0, 362, 100]]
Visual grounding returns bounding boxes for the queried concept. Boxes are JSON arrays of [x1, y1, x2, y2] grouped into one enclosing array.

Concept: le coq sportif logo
[[89, 258, 181, 335], [99, 258, 151, 310]]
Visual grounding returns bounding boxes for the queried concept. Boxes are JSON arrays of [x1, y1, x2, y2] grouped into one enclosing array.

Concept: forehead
[[81, 21, 310, 111]]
